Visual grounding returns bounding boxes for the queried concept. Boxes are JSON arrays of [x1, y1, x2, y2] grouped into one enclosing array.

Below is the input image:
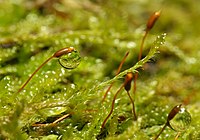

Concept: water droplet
[[58, 50, 81, 69], [169, 107, 191, 132], [70, 84, 75, 89]]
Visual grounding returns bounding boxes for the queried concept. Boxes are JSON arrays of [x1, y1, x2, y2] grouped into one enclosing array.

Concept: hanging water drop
[[154, 104, 191, 140], [58, 50, 81, 69], [168, 106, 191, 132], [17, 47, 81, 93]]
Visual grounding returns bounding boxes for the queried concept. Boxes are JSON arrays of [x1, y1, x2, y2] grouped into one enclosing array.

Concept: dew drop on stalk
[[58, 50, 81, 69], [17, 47, 81, 93], [154, 104, 191, 140], [169, 107, 191, 132]]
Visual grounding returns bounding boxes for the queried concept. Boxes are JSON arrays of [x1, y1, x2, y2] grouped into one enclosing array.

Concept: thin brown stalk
[[102, 51, 129, 102], [133, 10, 161, 95], [101, 83, 125, 129], [17, 47, 75, 94], [32, 114, 71, 127], [17, 56, 54, 94], [126, 90, 137, 120], [154, 123, 168, 140], [133, 31, 148, 94]]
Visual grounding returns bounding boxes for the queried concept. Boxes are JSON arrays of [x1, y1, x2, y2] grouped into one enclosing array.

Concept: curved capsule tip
[[53, 47, 75, 58]]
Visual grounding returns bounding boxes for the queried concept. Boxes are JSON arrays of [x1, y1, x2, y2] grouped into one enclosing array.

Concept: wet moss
[[0, 0, 200, 139]]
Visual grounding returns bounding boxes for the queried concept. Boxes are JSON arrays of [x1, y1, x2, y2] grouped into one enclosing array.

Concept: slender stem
[[117, 52, 130, 74], [32, 113, 71, 127], [133, 30, 149, 95], [174, 132, 181, 140], [102, 84, 113, 102], [17, 55, 54, 93], [101, 83, 125, 129], [154, 123, 167, 140], [138, 30, 148, 61], [102, 52, 129, 102], [52, 114, 71, 124], [127, 91, 137, 120]]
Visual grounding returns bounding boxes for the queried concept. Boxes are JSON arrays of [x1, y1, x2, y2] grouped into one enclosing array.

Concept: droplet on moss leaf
[[169, 107, 191, 132], [58, 50, 81, 69]]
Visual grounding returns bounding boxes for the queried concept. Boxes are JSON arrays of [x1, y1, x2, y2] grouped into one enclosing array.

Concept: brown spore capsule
[[124, 72, 134, 91], [53, 47, 75, 58], [154, 104, 185, 140], [146, 10, 161, 31], [167, 104, 182, 121]]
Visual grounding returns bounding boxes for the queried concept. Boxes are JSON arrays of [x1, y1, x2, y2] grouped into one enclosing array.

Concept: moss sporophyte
[[154, 104, 191, 140], [17, 47, 81, 93], [133, 10, 161, 95]]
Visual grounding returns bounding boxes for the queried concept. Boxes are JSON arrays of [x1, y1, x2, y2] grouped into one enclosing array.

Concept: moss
[[0, 0, 200, 139]]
